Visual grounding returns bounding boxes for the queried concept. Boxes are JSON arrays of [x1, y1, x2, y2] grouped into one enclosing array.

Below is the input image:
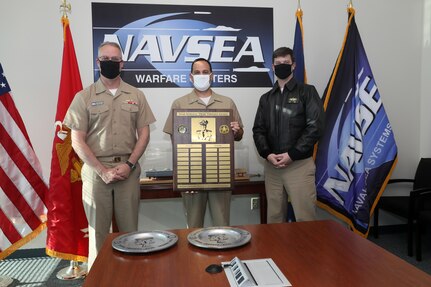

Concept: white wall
[[421, 0, 431, 158], [0, 0, 429, 248]]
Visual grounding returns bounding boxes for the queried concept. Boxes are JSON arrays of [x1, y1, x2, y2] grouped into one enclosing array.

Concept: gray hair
[[98, 41, 122, 57]]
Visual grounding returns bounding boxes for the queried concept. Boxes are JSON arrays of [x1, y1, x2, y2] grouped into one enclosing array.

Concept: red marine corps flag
[[0, 63, 48, 259], [46, 15, 88, 262]]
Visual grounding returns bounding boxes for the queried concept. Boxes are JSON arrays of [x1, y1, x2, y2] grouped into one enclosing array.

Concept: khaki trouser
[[81, 156, 141, 269], [264, 157, 317, 223], [181, 190, 231, 228]]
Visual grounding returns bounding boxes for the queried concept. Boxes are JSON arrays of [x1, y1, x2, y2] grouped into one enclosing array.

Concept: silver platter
[[112, 230, 178, 253], [187, 227, 251, 249]]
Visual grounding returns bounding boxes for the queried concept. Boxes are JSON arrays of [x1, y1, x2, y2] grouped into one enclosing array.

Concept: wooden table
[[84, 220, 431, 287], [140, 177, 267, 223]]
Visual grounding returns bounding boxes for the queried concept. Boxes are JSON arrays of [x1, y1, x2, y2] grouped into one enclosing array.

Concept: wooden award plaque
[[172, 109, 234, 192]]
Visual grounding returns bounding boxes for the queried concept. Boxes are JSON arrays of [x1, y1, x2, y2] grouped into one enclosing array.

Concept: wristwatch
[[125, 160, 136, 171]]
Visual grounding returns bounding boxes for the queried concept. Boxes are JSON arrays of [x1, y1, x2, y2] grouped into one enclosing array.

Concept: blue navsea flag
[[314, 8, 398, 237], [293, 8, 306, 84], [286, 7, 308, 223]]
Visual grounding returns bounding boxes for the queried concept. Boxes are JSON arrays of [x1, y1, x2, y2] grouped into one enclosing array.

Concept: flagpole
[[54, 0, 88, 281]]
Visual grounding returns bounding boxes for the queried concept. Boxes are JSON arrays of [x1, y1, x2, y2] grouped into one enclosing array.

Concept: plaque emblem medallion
[[178, 125, 188, 134], [219, 125, 230, 134]]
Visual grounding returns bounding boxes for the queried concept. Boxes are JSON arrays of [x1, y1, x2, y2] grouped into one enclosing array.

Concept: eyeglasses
[[98, 56, 123, 63]]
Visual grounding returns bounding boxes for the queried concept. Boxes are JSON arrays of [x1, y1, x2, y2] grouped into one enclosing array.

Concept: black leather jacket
[[253, 78, 325, 161]]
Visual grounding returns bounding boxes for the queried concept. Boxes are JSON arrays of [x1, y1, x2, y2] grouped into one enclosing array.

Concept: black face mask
[[274, 64, 292, 80], [100, 60, 121, 79]]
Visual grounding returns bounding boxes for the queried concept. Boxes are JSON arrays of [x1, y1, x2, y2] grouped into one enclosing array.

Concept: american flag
[[0, 63, 48, 259]]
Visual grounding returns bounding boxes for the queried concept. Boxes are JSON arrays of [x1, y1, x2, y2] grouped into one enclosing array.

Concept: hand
[[230, 121, 243, 141], [277, 152, 292, 167], [267, 153, 282, 167], [267, 152, 292, 168], [230, 121, 241, 134], [115, 163, 132, 179], [99, 167, 126, 184]]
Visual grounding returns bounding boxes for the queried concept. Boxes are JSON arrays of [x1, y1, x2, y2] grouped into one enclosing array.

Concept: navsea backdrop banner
[[92, 3, 274, 88]]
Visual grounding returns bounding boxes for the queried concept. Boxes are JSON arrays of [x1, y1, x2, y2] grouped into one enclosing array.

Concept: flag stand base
[[0, 275, 14, 286], [56, 260, 87, 280]]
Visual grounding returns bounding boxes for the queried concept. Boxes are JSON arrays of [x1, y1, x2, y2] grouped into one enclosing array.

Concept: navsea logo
[[92, 3, 274, 88]]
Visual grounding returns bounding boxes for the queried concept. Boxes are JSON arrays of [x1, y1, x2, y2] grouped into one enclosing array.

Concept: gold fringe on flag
[[0, 222, 46, 260]]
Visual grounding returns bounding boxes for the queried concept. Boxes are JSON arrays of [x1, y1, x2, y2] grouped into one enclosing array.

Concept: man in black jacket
[[253, 47, 325, 223]]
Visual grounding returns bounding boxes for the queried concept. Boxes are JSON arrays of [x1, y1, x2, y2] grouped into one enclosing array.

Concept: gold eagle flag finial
[[60, 0, 71, 18]]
